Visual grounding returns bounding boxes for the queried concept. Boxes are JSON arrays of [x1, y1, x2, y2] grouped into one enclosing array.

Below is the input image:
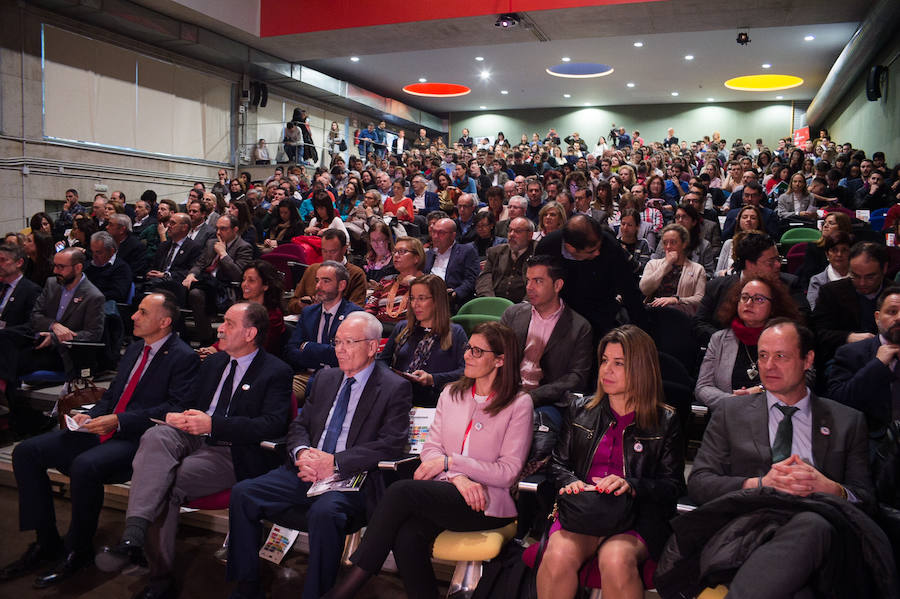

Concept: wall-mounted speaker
[[258, 83, 268, 108], [866, 65, 887, 101]]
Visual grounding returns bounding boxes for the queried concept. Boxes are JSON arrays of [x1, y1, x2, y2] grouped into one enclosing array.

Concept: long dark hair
[[676, 203, 703, 253], [395, 274, 454, 351], [312, 190, 336, 225], [448, 321, 521, 417], [244, 260, 284, 310]]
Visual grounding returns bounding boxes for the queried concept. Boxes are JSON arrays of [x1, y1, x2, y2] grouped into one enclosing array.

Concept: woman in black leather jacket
[[536, 325, 685, 599]]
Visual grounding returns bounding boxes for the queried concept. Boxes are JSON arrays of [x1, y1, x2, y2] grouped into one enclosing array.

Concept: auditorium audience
[[288, 229, 367, 313], [424, 218, 480, 309], [695, 275, 801, 409], [361, 221, 396, 282], [536, 325, 684, 599], [379, 274, 467, 407], [23, 231, 54, 286], [325, 321, 531, 599], [806, 231, 852, 310]]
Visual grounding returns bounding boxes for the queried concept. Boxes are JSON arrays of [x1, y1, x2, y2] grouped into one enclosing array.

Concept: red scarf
[[731, 317, 764, 346]]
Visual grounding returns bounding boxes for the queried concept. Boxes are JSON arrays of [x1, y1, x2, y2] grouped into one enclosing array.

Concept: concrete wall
[[823, 35, 900, 162], [449, 101, 796, 150]]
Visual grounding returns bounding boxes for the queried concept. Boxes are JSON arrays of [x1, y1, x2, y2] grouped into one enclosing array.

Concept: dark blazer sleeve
[[687, 399, 757, 504], [68, 283, 106, 342], [530, 309, 593, 408], [811, 280, 854, 359], [721, 210, 737, 240], [828, 338, 892, 429], [217, 238, 254, 282], [475, 246, 500, 297], [451, 243, 480, 302], [285, 368, 335, 454], [87, 344, 140, 418], [2, 278, 41, 329], [428, 324, 467, 390], [283, 301, 363, 370]]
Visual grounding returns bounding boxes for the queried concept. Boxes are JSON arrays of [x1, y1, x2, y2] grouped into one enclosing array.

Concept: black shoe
[[33, 549, 93, 588], [133, 580, 177, 599], [0, 541, 64, 581], [95, 540, 146, 573]]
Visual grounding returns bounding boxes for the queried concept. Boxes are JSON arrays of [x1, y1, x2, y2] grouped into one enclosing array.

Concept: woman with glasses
[[379, 274, 467, 407], [695, 275, 800, 409], [365, 236, 424, 325], [652, 204, 715, 276], [362, 221, 396, 283], [384, 179, 415, 223], [639, 224, 706, 315], [324, 321, 532, 599], [535, 325, 684, 599], [806, 231, 852, 310]]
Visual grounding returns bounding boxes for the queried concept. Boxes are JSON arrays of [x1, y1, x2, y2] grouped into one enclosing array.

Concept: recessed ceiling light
[[724, 74, 804, 91], [707, 97, 715, 102], [563, 93, 571, 98], [761, 63, 772, 69], [546, 62, 614, 78], [776, 95, 784, 99], [633, 41, 643, 47], [561, 56, 571, 62], [480, 70, 490, 79], [671, 91, 679, 96], [403, 83, 471, 97], [804, 35, 815, 41], [475, 56, 484, 61], [350, 56, 360, 62], [626, 82, 635, 88], [500, 90, 508, 95], [479, 105, 487, 109], [418, 77, 427, 83], [684, 55, 694, 60], [583, 102, 590, 106]]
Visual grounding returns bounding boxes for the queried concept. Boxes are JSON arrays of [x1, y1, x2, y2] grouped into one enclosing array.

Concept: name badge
[[633, 442, 643, 453], [241, 384, 250, 391]]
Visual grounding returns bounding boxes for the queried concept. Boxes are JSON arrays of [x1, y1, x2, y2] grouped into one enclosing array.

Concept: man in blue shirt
[[664, 163, 690, 204]]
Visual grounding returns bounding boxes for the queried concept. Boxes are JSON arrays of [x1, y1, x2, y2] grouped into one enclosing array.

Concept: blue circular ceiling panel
[[546, 62, 614, 78]]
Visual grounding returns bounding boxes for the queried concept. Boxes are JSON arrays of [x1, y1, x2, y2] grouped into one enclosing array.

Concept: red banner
[[792, 126, 810, 147]]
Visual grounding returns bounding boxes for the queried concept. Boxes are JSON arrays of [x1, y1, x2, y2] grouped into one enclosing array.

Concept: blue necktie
[[321, 377, 355, 454], [771, 404, 799, 462], [213, 360, 238, 418], [320, 312, 333, 344]]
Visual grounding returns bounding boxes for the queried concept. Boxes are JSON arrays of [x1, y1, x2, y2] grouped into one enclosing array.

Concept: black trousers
[[351, 479, 513, 599], [12, 429, 136, 552]]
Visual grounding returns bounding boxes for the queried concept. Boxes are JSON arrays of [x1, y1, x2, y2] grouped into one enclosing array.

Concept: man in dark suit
[[693, 232, 807, 345], [0, 249, 104, 420], [501, 255, 592, 422], [424, 218, 479, 309], [829, 286, 900, 439], [182, 214, 254, 343], [144, 213, 202, 302], [186, 198, 215, 249], [96, 303, 292, 599], [226, 311, 412, 599], [476, 217, 535, 303], [287, 230, 367, 313], [0, 243, 42, 415], [106, 213, 148, 278], [721, 181, 779, 240], [812, 242, 887, 367], [686, 320, 873, 597], [132, 198, 159, 263], [407, 174, 440, 219], [283, 261, 363, 401], [1, 292, 197, 587], [84, 231, 133, 304]]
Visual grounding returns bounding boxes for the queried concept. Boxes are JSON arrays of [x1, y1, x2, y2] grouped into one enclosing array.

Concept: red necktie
[[100, 345, 151, 443]]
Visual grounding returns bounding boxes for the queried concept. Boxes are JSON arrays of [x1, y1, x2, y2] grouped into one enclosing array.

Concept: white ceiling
[[131, 0, 871, 114]]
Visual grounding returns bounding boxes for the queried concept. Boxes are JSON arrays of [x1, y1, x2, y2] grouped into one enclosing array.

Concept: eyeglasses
[[739, 293, 771, 305], [463, 343, 497, 358], [410, 295, 433, 303], [393, 248, 413, 256], [333, 338, 375, 348]]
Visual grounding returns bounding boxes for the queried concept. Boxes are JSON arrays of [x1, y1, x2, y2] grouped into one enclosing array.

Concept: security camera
[[495, 13, 520, 28], [736, 31, 751, 45]]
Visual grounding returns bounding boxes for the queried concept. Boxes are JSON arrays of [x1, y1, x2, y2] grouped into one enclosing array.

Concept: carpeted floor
[[0, 486, 411, 598]]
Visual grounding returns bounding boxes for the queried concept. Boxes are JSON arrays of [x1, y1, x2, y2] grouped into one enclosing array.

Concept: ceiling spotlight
[[707, 97, 715, 102], [804, 35, 815, 41], [495, 13, 520, 28], [736, 31, 751, 45], [633, 41, 643, 48], [776, 95, 783, 99], [684, 55, 694, 60], [418, 77, 427, 83], [563, 93, 571, 98], [480, 70, 490, 79], [761, 63, 772, 69], [479, 105, 487, 109], [626, 82, 635, 88], [671, 91, 679, 96], [350, 56, 360, 62], [475, 56, 484, 61], [500, 90, 508, 94], [584, 102, 590, 106], [561, 57, 571, 62]]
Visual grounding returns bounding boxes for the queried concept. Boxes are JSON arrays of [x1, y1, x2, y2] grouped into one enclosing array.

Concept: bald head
[[432, 218, 457, 252]]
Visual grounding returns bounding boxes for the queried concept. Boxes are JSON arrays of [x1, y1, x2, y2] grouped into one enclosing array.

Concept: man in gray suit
[[182, 214, 253, 344], [686, 319, 874, 597], [0, 248, 104, 431], [500, 254, 593, 425], [476, 217, 535, 303]]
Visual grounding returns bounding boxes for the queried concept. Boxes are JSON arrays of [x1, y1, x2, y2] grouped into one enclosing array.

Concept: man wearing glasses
[[226, 311, 412, 599], [0, 248, 104, 429], [721, 181, 779, 240], [476, 217, 536, 303], [812, 242, 887, 367]]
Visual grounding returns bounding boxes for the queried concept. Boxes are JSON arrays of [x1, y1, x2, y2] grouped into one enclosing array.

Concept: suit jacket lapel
[[810, 393, 833, 472], [312, 372, 344, 447], [306, 303, 324, 340], [59, 282, 84, 324], [230, 351, 265, 408], [328, 301, 346, 341], [513, 306, 531, 352], [749, 392, 772, 463], [544, 307, 571, 358], [346, 365, 381, 447]]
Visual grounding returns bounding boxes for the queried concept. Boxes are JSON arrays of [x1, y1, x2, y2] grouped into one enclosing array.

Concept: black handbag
[[873, 420, 900, 507], [338, 139, 347, 152], [555, 489, 635, 538]]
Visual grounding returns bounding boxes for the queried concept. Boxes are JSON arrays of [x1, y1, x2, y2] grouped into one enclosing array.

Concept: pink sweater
[[421, 387, 533, 518]]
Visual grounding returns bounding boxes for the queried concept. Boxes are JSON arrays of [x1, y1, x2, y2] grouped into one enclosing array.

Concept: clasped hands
[[415, 456, 488, 512], [295, 448, 335, 482], [560, 474, 634, 497], [165, 409, 213, 435], [750, 454, 843, 497]]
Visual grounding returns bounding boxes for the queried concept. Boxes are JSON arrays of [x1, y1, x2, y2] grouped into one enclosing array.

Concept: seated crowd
[[0, 126, 898, 599]]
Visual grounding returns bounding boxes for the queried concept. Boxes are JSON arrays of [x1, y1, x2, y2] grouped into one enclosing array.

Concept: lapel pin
[[474, 422, 483, 431], [633, 442, 644, 452], [338, 314, 345, 321], [820, 426, 830, 436], [241, 384, 250, 391], [73, 297, 82, 304]]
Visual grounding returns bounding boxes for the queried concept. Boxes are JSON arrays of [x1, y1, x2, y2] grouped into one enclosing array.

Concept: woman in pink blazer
[[325, 322, 533, 599]]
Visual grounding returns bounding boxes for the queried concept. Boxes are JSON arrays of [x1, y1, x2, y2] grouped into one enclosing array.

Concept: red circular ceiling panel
[[402, 83, 471, 97]]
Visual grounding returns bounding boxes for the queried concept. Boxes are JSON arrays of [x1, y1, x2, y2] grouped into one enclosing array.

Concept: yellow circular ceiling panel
[[724, 74, 804, 91]]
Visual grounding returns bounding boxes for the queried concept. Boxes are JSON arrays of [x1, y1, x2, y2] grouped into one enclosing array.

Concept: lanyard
[[461, 385, 493, 453]]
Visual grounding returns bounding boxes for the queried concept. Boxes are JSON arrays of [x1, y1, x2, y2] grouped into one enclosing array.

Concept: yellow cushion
[[432, 522, 517, 562], [698, 585, 728, 599]]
